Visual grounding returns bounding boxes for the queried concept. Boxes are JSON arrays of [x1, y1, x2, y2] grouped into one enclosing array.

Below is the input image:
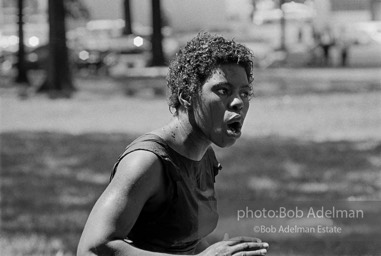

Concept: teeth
[[229, 124, 239, 133], [227, 121, 242, 135]]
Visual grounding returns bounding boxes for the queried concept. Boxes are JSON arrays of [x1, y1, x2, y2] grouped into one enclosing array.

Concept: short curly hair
[[166, 32, 255, 112]]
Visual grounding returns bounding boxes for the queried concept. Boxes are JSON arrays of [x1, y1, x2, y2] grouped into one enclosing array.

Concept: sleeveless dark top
[[110, 133, 222, 255]]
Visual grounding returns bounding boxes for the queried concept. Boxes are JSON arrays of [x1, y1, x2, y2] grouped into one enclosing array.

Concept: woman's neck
[[153, 112, 211, 161]]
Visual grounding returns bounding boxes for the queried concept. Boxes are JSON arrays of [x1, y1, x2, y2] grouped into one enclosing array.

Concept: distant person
[[319, 27, 335, 66], [297, 25, 304, 43], [308, 25, 322, 66], [77, 32, 269, 256], [337, 27, 352, 67]]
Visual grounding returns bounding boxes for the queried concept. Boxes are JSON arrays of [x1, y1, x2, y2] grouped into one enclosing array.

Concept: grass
[[211, 138, 381, 255], [1, 132, 380, 255], [1, 132, 131, 256], [1, 71, 381, 255]]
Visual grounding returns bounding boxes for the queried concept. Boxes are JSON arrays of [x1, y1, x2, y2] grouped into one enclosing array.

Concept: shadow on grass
[[1, 132, 138, 255], [212, 137, 381, 255], [214, 137, 381, 201], [1, 132, 380, 255]]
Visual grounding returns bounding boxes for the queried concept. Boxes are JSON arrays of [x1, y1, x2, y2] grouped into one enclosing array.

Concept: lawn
[[1, 71, 381, 255], [1, 132, 380, 255]]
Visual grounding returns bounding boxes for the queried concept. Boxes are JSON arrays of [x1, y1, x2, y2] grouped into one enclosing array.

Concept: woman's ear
[[178, 92, 192, 109]]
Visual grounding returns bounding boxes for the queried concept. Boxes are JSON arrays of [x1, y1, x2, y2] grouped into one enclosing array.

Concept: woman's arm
[[77, 150, 170, 256]]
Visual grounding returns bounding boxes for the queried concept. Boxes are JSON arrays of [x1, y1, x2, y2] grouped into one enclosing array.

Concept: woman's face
[[190, 64, 252, 147]]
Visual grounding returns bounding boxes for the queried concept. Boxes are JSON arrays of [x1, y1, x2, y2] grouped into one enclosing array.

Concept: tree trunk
[[123, 0, 133, 35], [15, 0, 29, 85], [279, 0, 286, 51], [150, 0, 165, 66], [38, 0, 75, 98]]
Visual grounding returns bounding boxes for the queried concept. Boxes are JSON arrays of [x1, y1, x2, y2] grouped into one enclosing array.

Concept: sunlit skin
[[154, 63, 252, 161], [192, 63, 252, 147]]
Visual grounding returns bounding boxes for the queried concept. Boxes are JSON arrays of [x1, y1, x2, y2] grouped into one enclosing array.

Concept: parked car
[[70, 19, 179, 68], [24, 44, 49, 70], [0, 44, 49, 72]]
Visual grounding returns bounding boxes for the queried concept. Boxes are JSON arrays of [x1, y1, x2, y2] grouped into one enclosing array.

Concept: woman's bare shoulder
[[111, 150, 165, 195]]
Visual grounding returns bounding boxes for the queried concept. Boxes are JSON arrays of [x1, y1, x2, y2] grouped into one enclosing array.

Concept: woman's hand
[[197, 233, 269, 256]]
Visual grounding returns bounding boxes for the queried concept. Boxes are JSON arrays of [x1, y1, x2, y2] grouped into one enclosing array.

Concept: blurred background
[[1, 0, 381, 255], [1, 0, 381, 83]]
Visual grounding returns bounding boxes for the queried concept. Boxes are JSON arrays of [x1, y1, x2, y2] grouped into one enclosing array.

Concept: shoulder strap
[[110, 134, 181, 181]]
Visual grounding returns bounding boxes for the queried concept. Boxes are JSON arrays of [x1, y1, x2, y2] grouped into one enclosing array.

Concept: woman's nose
[[229, 95, 244, 112]]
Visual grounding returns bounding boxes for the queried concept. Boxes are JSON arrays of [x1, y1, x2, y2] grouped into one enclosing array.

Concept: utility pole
[[15, 0, 29, 85]]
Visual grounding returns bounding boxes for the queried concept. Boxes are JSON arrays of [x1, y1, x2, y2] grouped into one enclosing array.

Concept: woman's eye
[[240, 91, 254, 100], [217, 88, 229, 95]]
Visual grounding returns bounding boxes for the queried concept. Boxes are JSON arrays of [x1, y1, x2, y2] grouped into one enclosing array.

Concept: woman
[[77, 32, 269, 256]]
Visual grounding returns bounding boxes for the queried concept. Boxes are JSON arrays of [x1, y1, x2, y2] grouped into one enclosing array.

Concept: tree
[[123, 0, 133, 35], [15, 0, 29, 85], [279, 0, 286, 51], [150, 0, 165, 66], [37, 0, 75, 98]]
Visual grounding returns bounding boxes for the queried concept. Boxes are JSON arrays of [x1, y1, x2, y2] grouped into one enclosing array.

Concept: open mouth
[[227, 121, 242, 136]]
